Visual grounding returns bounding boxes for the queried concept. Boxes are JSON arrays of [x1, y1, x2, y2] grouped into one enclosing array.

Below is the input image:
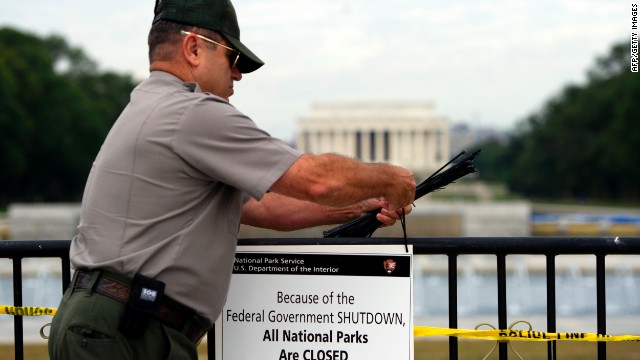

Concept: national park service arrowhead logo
[[383, 259, 397, 274]]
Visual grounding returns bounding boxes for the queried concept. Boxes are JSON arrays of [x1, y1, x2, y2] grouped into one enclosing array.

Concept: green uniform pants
[[48, 276, 199, 360]]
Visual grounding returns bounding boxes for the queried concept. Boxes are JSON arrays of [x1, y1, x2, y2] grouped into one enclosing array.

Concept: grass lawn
[[2, 340, 639, 360]]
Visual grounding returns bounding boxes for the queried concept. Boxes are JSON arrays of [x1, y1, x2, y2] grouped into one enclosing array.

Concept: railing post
[[448, 254, 458, 360], [61, 256, 71, 292], [596, 254, 607, 360], [12, 257, 24, 360], [546, 255, 557, 360], [497, 254, 507, 360], [208, 327, 215, 360]]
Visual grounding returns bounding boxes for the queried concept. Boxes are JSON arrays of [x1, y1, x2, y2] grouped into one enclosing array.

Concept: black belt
[[73, 270, 208, 344]]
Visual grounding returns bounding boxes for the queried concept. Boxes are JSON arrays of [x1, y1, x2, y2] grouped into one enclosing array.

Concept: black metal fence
[[2, 237, 640, 360]]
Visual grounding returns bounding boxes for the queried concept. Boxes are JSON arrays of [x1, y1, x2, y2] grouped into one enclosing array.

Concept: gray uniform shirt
[[70, 71, 301, 323]]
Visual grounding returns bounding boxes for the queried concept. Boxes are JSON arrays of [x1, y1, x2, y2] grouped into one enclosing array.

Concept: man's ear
[[182, 34, 201, 66]]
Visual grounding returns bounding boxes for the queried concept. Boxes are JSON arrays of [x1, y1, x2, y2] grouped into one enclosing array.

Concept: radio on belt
[[119, 273, 165, 338]]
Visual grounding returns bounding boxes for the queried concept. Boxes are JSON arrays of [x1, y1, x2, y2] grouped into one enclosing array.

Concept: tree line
[[0, 27, 136, 207], [1, 28, 637, 206], [475, 40, 640, 202]]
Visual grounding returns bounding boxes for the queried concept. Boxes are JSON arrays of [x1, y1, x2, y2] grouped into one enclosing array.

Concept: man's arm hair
[[241, 193, 365, 231], [269, 154, 415, 210]]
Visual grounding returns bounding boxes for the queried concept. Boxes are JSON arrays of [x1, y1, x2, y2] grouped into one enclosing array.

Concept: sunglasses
[[180, 30, 240, 69]]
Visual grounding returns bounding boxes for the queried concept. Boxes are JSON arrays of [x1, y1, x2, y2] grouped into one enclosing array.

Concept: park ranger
[[48, 0, 415, 359]]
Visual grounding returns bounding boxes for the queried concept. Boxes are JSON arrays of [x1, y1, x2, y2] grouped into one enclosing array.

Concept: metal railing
[[0, 240, 71, 360], [2, 237, 640, 360]]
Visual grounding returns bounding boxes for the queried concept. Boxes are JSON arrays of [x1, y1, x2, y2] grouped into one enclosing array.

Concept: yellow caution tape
[[1, 305, 638, 342], [414, 326, 640, 342], [0, 305, 56, 316]]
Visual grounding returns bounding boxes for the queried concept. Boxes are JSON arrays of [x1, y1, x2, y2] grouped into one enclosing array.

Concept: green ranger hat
[[153, 0, 264, 73]]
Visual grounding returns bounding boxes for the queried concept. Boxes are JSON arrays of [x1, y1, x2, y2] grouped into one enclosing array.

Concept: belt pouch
[[119, 273, 165, 338]]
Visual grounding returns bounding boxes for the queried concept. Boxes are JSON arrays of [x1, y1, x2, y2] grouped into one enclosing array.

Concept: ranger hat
[[153, 0, 264, 73]]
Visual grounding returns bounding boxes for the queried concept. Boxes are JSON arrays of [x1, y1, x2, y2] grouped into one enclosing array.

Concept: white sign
[[217, 246, 413, 360]]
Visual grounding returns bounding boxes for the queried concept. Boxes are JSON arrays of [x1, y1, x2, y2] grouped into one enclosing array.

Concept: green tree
[[477, 41, 640, 201], [0, 27, 136, 206]]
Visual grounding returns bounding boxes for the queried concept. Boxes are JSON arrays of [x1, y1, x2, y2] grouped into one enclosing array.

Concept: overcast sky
[[0, 0, 630, 140]]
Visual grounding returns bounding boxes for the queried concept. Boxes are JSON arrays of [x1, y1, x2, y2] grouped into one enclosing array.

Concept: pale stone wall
[[240, 200, 531, 238], [4, 199, 530, 241], [7, 203, 80, 240]]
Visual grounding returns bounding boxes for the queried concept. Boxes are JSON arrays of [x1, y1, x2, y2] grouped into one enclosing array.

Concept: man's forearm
[[241, 193, 363, 231], [270, 154, 415, 208]]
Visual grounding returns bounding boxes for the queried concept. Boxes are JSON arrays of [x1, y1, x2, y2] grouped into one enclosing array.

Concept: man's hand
[[381, 165, 416, 211], [357, 197, 413, 227]]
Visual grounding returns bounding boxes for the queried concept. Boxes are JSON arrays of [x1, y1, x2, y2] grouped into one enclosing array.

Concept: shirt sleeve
[[173, 95, 301, 200]]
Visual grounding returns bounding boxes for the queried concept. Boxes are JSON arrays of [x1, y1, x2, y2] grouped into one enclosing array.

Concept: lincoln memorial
[[296, 101, 450, 176]]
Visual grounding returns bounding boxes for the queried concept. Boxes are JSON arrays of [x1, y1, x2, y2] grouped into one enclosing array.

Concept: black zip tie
[[401, 207, 408, 253], [323, 149, 481, 238]]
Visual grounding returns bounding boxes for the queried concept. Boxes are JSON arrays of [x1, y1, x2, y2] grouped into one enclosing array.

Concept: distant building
[[296, 101, 450, 177], [450, 122, 504, 155], [449, 123, 477, 156]]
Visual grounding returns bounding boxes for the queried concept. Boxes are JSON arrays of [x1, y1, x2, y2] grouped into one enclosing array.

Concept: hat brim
[[224, 34, 264, 73]]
